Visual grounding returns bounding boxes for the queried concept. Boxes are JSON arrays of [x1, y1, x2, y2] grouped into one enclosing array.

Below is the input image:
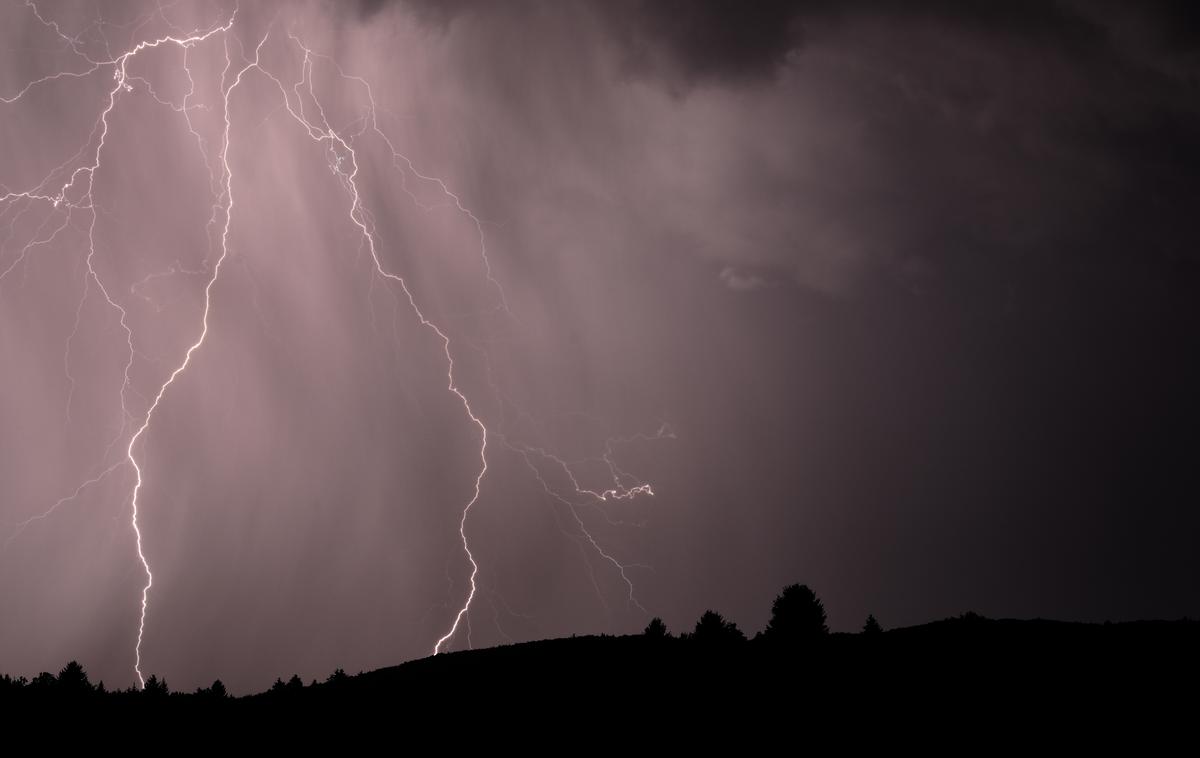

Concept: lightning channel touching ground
[[1, 1, 671, 684]]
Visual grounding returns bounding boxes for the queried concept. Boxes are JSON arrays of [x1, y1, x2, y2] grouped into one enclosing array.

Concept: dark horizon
[[2, 0, 1198, 693], [5, 582, 1197, 699]]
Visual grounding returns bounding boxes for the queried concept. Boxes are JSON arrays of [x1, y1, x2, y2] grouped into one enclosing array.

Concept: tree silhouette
[[643, 617, 670, 639], [57, 661, 92, 694], [30, 672, 56, 689], [326, 668, 349, 686], [142, 675, 169, 697], [862, 614, 883, 635], [692, 610, 746, 645], [196, 679, 228, 698], [762, 584, 828, 644]]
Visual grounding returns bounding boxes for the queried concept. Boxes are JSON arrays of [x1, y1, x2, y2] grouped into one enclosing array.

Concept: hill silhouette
[[3, 584, 1196, 732]]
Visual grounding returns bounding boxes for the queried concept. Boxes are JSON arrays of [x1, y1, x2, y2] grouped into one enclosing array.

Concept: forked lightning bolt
[[3, 4, 243, 687], [1, 0, 670, 685]]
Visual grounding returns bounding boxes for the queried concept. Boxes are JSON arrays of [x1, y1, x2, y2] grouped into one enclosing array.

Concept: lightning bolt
[[499, 429, 671, 616], [3, 1, 251, 687], [2, 0, 672, 684], [124, 19, 264, 689], [246, 31, 492, 656]]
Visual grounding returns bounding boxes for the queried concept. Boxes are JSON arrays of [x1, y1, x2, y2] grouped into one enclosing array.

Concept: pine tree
[[643, 617, 670, 639], [862, 614, 883, 635], [762, 584, 829, 644]]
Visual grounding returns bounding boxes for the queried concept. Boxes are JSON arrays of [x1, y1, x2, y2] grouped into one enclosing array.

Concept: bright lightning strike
[[2, 0, 671, 685]]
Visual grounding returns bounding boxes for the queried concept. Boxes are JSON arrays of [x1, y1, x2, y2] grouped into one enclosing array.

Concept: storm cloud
[[2, 1, 1197, 692]]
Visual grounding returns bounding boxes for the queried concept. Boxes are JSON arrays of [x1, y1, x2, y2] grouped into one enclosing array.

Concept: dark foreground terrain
[[4, 615, 1197, 735]]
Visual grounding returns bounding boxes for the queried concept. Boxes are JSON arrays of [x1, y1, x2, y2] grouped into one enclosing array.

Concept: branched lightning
[[2, 0, 672, 684], [498, 427, 673, 615], [246, 33, 492, 656], [123, 19, 264, 689], [3, 1, 250, 687]]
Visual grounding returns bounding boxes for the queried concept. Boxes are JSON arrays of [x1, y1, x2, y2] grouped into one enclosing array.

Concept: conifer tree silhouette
[[57, 661, 92, 694], [142, 675, 169, 697], [762, 584, 828, 644], [644, 617, 670, 639]]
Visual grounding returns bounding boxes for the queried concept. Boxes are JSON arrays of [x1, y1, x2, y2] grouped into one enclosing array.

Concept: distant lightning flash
[[498, 425, 674, 615], [1, 1, 670, 685]]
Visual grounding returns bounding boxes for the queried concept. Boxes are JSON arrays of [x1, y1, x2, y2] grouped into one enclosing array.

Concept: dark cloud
[[360, 0, 808, 83], [365, 0, 479, 26], [355, 0, 389, 18], [1139, 0, 1200, 51], [606, 0, 807, 84], [848, 0, 1105, 44]]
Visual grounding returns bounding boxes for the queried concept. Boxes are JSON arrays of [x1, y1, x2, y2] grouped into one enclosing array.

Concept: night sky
[[1, 0, 1197, 693]]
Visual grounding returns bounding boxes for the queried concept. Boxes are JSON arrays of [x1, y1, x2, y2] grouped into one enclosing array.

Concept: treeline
[[644, 582, 882, 644], [0, 582, 852, 699], [5, 580, 1196, 707], [2, 583, 1195, 736], [0, 662, 353, 701], [0, 663, 229, 701]]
